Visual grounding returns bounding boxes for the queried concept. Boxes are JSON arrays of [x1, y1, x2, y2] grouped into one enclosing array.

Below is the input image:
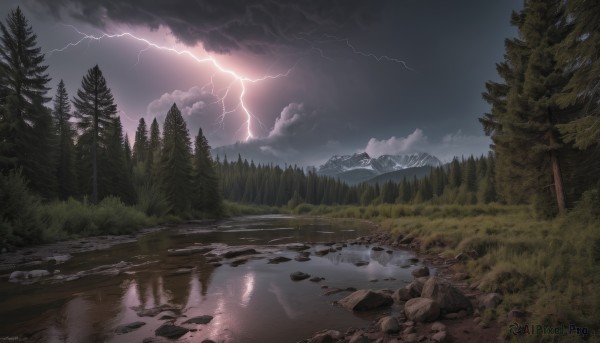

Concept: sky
[[2, 0, 522, 166]]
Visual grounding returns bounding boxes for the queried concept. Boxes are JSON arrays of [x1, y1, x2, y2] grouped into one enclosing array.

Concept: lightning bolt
[[296, 32, 413, 71], [48, 25, 297, 141]]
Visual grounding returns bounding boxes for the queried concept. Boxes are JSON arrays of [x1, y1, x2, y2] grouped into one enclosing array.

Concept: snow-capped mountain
[[319, 152, 441, 175], [317, 152, 442, 184]]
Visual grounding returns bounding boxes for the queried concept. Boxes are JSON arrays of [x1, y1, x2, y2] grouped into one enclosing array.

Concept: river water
[[0, 215, 427, 343]]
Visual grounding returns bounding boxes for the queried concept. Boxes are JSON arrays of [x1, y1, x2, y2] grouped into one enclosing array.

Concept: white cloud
[[364, 129, 427, 157], [267, 103, 314, 138], [362, 129, 491, 162], [432, 130, 491, 162], [146, 86, 215, 118]]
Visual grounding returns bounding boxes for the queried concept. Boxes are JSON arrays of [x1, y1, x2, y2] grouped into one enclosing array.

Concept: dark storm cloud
[[24, 0, 385, 54]]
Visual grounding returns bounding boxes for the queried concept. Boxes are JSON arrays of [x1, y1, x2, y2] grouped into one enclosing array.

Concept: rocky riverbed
[[0, 217, 509, 342], [300, 232, 506, 343]]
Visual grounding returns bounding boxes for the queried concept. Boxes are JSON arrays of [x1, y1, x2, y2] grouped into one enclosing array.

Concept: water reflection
[[0, 216, 427, 343], [241, 272, 255, 308]]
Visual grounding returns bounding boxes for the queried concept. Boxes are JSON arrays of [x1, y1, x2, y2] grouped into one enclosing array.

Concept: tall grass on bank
[[223, 201, 284, 217], [294, 200, 600, 342], [40, 196, 155, 241]]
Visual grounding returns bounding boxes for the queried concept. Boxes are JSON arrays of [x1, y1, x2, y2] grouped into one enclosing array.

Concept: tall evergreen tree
[[556, 0, 600, 149], [160, 103, 193, 213], [147, 117, 161, 180], [192, 127, 222, 216], [132, 118, 148, 165], [72, 65, 117, 203], [102, 116, 134, 203], [0, 7, 55, 198], [52, 80, 76, 199]]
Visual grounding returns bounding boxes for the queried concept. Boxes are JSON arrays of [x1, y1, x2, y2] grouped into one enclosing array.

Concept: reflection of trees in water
[[151, 260, 215, 309], [45, 288, 121, 342], [135, 231, 174, 257]]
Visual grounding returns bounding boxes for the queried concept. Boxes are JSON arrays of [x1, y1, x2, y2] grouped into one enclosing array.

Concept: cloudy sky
[[2, 0, 521, 166]]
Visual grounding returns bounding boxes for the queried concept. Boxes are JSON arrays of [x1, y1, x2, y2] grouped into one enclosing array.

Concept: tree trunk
[[547, 109, 566, 215], [550, 148, 566, 215]]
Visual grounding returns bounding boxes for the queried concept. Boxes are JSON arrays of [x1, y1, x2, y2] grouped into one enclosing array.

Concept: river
[[0, 215, 428, 343]]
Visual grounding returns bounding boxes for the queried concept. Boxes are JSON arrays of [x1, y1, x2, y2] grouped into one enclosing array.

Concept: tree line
[[0, 8, 222, 217], [216, 154, 496, 207], [480, 0, 600, 217]]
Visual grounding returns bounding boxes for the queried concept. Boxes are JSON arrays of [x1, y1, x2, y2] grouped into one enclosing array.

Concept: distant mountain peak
[[317, 151, 441, 184]]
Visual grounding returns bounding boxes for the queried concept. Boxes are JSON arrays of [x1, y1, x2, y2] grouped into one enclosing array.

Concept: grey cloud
[[212, 102, 347, 166], [24, 0, 385, 54]]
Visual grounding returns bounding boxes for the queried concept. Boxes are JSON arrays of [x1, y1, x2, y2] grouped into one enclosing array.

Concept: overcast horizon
[[2, 0, 521, 166]]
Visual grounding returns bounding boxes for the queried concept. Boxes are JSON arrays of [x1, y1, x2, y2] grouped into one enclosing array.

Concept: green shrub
[[0, 169, 43, 249]]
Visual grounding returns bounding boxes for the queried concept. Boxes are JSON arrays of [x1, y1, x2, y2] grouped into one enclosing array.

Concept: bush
[[0, 169, 43, 249], [41, 196, 152, 239]]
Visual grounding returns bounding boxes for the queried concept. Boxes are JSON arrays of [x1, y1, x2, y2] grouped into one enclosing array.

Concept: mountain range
[[317, 152, 442, 185]]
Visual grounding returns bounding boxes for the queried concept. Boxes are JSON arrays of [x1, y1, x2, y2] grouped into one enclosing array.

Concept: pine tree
[[52, 80, 76, 199], [0, 7, 55, 198], [72, 65, 117, 203], [147, 117, 161, 181], [160, 103, 193, 213], [481, 1, 576, 215], [102, 116, 134, 203], [192, 127, 222, 216], [556, 0, 600, 149], [132, 118, 148, 165]]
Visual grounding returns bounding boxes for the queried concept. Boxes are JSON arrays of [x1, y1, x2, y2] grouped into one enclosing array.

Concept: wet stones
[[222, 248, 257, 259], [290, 271, 311, 281], [154, 324, 189, 339], [286, 244, 311, 251], [354, 261, 369, 267], [294, 255, 311, 262], [115, 321, 146, 334], [268, 256, 292, 264], [183, 315, 213, 324]]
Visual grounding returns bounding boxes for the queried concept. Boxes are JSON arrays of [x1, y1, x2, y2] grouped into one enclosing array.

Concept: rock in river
[[268, 256, 292, 264], [183, 315, 213, 324], [115, 321, 146, 334], [338, 289, 393, 311], [155, 324, 189, 339], [290, 271, 311, 281], [223, 248, 257, 259]]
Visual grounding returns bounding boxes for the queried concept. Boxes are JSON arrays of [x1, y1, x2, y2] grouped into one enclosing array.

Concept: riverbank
[[296, 203, 600, 342]]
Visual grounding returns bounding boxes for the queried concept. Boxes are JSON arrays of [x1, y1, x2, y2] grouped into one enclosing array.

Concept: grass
[[40, 196, 157, 241], [294, 202, 600, 342]]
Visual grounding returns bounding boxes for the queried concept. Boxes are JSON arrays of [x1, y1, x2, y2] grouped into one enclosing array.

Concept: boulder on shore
[[421, 277, 472, 313], [393, 277, 428, 302], [307, 329, 341, 343], [378, 316, 400, 333], [404, 297, 440, 322], [478, 292, 503, 310], [338, 289, 393, 311], [411, 266, 430, 278]]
